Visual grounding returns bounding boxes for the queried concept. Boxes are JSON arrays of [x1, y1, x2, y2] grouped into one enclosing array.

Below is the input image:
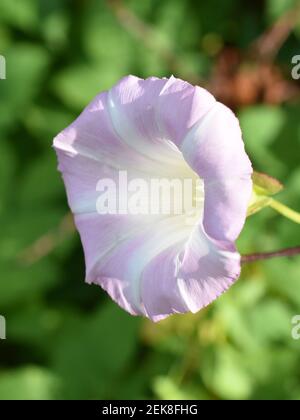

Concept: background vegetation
[[0, 0, 300, 400]]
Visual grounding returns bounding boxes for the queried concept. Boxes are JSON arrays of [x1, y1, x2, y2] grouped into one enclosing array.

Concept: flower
[[53, 75, 253, 321]]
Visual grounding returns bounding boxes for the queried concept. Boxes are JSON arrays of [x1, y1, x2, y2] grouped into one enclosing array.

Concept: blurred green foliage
[[0, 0, 299, 400]]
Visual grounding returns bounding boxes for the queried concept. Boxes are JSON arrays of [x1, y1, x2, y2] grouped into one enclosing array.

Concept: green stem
[[269, 198, 300, 224]]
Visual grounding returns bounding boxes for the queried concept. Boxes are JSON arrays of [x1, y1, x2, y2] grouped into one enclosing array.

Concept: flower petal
[[84, 214, 192, 315], [180, 102, 253, 242], [141, 224, 240, 321], [54, 75, 252, 321], [157, 75, 216, 146]]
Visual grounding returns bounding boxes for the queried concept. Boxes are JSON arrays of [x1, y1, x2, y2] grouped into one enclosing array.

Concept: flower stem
[[242, 246, 300, 264], [269, 198, 300, 224]]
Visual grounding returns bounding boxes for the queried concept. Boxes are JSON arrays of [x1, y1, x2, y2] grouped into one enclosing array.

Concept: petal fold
[[54, 75, 253, 321]]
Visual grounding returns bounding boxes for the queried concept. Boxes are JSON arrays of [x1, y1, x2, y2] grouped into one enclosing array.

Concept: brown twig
[[17, 213, 76, 265], [106, 0, 202, 84], [108, 0, 300, 108], [17, 209, 300, 267], [251, 2, 300, 61], [242, 246, 300, 264]]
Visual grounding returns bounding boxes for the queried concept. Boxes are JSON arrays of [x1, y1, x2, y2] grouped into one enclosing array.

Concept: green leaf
[[248, 300, 293, 343], [0, 208, 65, 260], [265, 259, 300, 307], [248, 172, 286, 217], [52, 303, 140, 399], [0, 367, 59, 400], [8, 304, 62, 348], [0, 44, 49, 131], [239, 106, 286, 174], [201, 345, 253, 400], [25, 105, 74, 146], [18, 153, 63, 206], [252, 171, 283, 196], [53, 64, 126, 110], [0, 0, 38, 32], [266, 0, 296, 22], [42, 11, 70, 50], [0, 259, 60, 308], [0, 140, 15, 215], [153, 376, 206, 400]]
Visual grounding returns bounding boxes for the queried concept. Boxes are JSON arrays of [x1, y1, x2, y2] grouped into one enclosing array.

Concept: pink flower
[[53, 75, 252, 321]]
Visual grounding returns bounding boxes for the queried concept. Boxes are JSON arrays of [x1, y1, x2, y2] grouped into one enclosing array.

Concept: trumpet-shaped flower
[[53, 75, 253, 321]]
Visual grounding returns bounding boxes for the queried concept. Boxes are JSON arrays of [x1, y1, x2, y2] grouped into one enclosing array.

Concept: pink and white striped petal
[[54, 75, 252, 321]]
